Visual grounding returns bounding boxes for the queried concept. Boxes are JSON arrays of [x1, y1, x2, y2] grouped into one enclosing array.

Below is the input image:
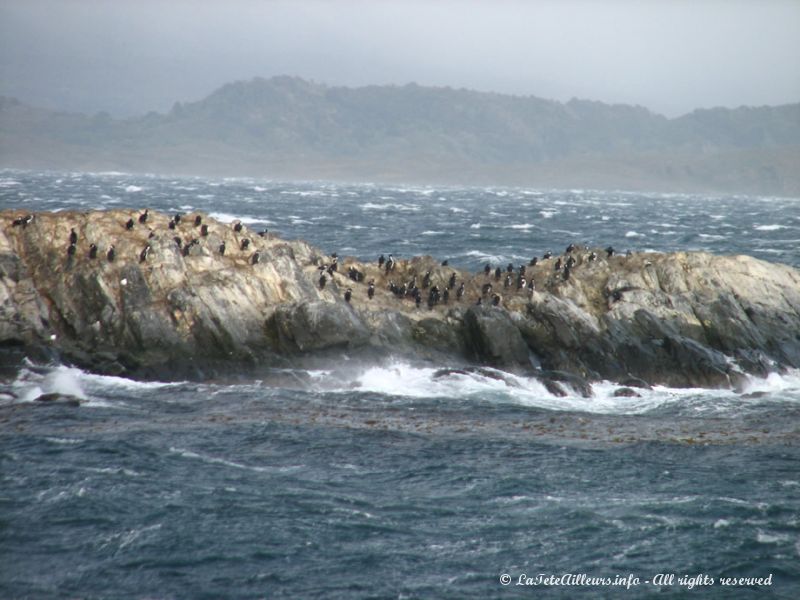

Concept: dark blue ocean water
[[2, 170, 800, 599]]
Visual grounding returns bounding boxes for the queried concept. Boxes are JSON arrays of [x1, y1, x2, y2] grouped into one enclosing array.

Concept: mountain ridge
[[1, 76, 798, 194]]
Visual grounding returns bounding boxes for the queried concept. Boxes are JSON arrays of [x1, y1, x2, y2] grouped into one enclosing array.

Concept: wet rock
[[33, 393, 81, 407], [540, 370, 594, 398], [463, 306, 530, 368], [613, 387, 641, 398], [271, 300, 370, 353]]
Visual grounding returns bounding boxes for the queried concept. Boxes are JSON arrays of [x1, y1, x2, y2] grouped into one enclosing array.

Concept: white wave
[[8, 365, 176, 408], [327, 362, 800, 416], [123, 185, 143, 193], [740, 370, 800, 395], [754, 224, 787, 231], [208, 212, 269, 225], [450, 207, 468, 213], [625, 231, 645, 238], [539, 210, 556, 219], [470, 223, 481, 229], [464, 250, 512, 263], [169, 447, 300, 473], [421, 230, 446, 235], [756, 531, 791, 544], [45, 437, 86, 445], [505, 223, 534, 230], [361, 202, 420, 211]]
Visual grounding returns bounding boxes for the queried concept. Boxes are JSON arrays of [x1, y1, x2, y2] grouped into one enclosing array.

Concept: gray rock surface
[[2, 209, 800, 388]]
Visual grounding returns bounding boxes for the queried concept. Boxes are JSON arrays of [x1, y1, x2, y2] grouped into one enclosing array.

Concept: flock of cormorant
[[11, 208, 622, 311]]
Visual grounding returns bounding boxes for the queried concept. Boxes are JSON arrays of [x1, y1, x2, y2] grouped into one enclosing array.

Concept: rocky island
[[2, 209, 799, 394]]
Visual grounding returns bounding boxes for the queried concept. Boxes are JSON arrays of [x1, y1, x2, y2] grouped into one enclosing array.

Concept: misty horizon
[[1, 0, 798, 119], [4, 74, 799, 122]]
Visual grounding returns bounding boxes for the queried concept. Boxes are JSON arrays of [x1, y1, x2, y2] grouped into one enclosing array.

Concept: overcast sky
[[1, 0, 798, 118]]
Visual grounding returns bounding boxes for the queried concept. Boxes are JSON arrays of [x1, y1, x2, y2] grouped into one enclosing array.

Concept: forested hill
[[2, 76, 798, 194]]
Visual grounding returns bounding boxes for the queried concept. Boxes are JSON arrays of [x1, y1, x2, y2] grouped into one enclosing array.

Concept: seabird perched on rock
[[138, 209, 149, 224], [529, 257, 538, 267], [566, 243, 576, 253], [67, 243, 76, 258], [484, 263, 491, 276], [12, 215, 33, 227], [543, 251, 552, 259], [448, 272, 457, 289], [194, 215, 202, 227], [385, 254, 395, 273], [174, 236, 182, 248], [494, 267, 502, 281], [88, 243, 98, 259], [251, 251, 260, 264], [554, 257, 562, 271], [240, 239, 250, 251], [566, 256, 576, 269], [139, 244, 151, 262], [168, 219, 176, 230], [258, 229, 268, 238], [106, 245, 115, 262], [378, 254, 385, 268], [219, 241, 226, 255], [457, 282, 465, 300], [422, 271, 432, 288], [344, 288, 352, 303], [482, 283, 493, 296], [588, 251, 597, 262], [563, 266, 571, 281], [174, 213, 182, 224], [233, 221, 243, 232], [476, 297, 482, 306], [606, 246, 615, 257], [506, 263, 514, 273], [200, 224, 209, 237], [182, 239, 199, 257], [148, 230, 156, 239], [367, 281, 375, 299], [504, 274, 512, 288], [492, 294, 501, 306], [442, 287, 449, 304], [69, 228, 78, 244], [125, 218, 135, 230], [319, 273, 327, 289], [441, 259, 449, 266]]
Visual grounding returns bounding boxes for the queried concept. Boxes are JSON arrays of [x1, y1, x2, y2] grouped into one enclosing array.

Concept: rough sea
[[2, 170, 799, 599]]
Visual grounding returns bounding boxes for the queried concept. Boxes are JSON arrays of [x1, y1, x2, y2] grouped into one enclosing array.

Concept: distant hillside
[[1, 76, 799, 194]]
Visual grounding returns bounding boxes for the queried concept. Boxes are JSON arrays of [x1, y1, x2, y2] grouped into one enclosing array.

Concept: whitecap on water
[[319, 361, 800, 416], [207, 212, 270, 225]]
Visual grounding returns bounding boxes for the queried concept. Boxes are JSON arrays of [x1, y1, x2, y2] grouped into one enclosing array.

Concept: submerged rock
[[2, 208, 800, 389], [33, 393, 81, 407]]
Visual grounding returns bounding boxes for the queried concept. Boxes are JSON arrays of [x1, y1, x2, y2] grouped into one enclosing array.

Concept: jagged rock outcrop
[[2, 209, 799, 387]]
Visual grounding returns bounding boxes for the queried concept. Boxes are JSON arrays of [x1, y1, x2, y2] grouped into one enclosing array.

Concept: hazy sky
[[1, 0, 798, 118]]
